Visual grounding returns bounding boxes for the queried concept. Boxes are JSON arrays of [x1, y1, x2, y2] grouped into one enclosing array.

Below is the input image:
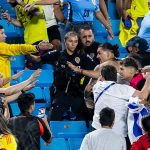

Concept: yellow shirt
[[0, 134, 17, 150], [130, 0, 149, 18], [0, 42, 37, 87], [16, 0, 48, 44]]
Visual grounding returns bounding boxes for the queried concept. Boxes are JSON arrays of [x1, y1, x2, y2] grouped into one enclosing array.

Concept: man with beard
[[79, 25, 100, 66]]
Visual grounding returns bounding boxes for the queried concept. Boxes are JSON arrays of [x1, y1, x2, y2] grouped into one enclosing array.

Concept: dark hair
[[126, 53, 142, 68], [99, 107, 115, 127], [126, 36, 149, 53], [79, 25, 93, 34], [120, 57, 139, 70], [99, 43, 120, 58], [0, 25, 3, 29], [142, 114, 150, 141], [0, 113, 11, 135], [101, 65, 117, 81], [17, 93, 35, 114], [64, 31, 78, 41]]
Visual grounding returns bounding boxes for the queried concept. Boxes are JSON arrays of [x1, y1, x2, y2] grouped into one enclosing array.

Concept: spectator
[[130, 114, 150, 149], [119, 57, 145, 90], [79, 25, 100, 66], [80, 107, 126, 150], [8, 93, 52, 150], [59, 0, 114, 39], [119, 0, 149, 46], [0, 113, 17, 150], [0, 25, 53, 87], [92, 65, 150, 149], [126, 36, 150, 67], [3, 0, 60, 69]]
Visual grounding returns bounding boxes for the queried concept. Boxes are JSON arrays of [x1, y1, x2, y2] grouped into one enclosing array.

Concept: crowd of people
[[0, 0, 150, 150]]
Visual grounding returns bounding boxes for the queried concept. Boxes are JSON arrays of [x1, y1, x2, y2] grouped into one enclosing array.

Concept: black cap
[[126, 36, 149, 52]]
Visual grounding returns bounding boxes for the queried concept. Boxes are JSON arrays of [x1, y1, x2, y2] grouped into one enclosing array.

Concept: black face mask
[[9, 1, 18, 7]]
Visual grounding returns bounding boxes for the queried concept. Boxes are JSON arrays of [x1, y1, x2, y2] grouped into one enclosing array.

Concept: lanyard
[[95, 82, 115, 105]]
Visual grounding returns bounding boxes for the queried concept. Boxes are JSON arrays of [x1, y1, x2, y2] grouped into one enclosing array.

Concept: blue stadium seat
[[107, 36, 123, 47], [0, 20, 18, 37], [18, 70, 54, 87], [41, 138, 68, 150], [107, 0, 120, 19], [0, 0, 7, 4], [111, 20, 120, 36], [93, 17, 107, 37], [41, 64, 54, 70], [50, 121, 88, 138], [95, 36, 107, 43], [10, 102, 20, 116], [10, 55, 25, 71], [68, 138, 83, 150]]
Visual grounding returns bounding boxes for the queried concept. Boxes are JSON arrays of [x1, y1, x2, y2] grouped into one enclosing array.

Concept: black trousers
[[49, 91, 90, 121]]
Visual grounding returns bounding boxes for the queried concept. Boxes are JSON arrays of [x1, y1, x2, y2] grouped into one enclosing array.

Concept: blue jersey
[[61, 0, 100, 22]]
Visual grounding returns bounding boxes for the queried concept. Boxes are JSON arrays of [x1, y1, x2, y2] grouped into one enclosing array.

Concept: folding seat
[[9, 102, 20, 116], [10, 55, 25, 71], [0, 20, 18, 37], [49, 121, 88, 138], [41, 138, 68, 150], [107, 0, 120, 19], [93, 17, 107, 37], [41, 64, 54, 71], [111, 20, 120, 36], [68, 138, 83, 150]]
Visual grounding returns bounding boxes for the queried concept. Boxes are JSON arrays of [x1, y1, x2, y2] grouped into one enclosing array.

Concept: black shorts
[[47, 25, 61, 42]]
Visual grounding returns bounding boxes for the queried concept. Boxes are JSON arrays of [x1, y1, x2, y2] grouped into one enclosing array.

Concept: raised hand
[[29, 69, 41, 82], [11, 70, 24, 80], [38, 41, 53, 51], [24, 2, 36, 12], [23, 80, 38, 91], [2, 10, 11, 22], [67, 61, 81, 73], [106, 27, 114, 40]]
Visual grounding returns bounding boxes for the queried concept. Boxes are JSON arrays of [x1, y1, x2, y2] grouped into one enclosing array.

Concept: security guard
[[31, 31, 95, 121]]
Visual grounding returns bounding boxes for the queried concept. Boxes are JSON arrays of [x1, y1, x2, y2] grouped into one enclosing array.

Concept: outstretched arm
[[2, 71, 24, 87], [67, 61, 100, 79], [0, 69, 41, 96]]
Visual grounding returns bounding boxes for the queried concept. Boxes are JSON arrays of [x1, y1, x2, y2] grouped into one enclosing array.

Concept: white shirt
[[80, 128, 126, 150], [42, 5, 57, 28], [92, 81, 136, 137]]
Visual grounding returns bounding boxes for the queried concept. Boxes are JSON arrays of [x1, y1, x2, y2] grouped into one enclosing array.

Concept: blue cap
[[126, 36, 149, 52]]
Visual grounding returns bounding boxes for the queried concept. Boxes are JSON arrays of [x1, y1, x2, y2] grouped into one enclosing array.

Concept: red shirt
[[130, 134, 150, 150]]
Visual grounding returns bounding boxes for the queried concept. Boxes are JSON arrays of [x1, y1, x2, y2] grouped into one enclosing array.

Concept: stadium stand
[[41, 138, 68, 150], [49, 121, 88, 139]]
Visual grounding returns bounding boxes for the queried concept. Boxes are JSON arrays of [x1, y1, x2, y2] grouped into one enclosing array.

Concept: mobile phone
[[37, 107, 45, 118]]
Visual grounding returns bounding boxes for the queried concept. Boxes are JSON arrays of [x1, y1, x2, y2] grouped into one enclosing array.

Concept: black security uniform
[[41, 49, 95, 121], [83, 41, 100, 66]]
